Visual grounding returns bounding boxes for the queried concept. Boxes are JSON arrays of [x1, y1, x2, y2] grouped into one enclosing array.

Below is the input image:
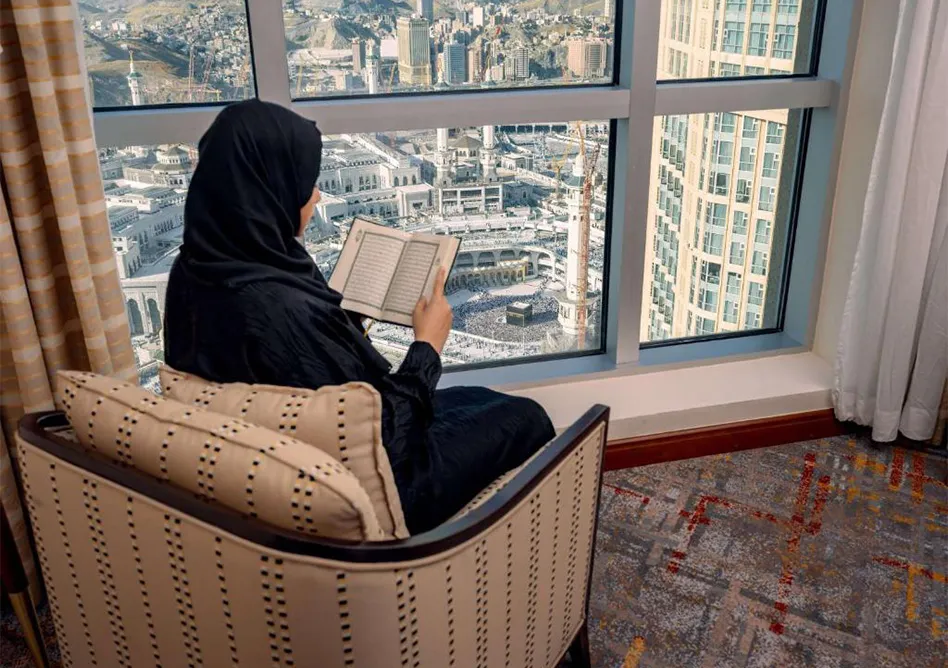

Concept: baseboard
[[604, 409, 850, 471]]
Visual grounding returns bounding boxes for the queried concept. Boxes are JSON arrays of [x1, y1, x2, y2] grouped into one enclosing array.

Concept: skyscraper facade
[[397, 17, 433, 86], [643, 0, 801, 341], [566, 39, 611, 79], [511, 47, 530, 80], [417, 0, 433, 21], [443, 42, 467, 85]]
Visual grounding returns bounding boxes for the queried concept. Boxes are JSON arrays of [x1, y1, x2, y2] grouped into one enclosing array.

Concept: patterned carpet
[[2, 435, 945, 667], [590, 434, 948, 667]]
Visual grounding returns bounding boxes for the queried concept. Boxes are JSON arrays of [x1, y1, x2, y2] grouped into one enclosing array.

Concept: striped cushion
[[159, 366, 408, 539], [54, 371, 384, 542]]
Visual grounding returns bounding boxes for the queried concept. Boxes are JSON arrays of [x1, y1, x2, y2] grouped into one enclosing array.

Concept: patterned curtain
[[1, 0, 137, 599]]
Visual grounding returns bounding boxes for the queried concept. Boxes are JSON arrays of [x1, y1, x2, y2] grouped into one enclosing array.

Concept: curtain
[[834, 0, 948, 443], [1, 0, 137, 599]]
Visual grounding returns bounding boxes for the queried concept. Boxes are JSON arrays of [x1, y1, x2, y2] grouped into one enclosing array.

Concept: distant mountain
[[286, 16, 376, 50]]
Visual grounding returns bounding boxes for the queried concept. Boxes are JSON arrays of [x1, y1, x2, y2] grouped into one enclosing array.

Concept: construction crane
[[187, 44, 195, 102], [573, 121, 600, 348], [550, 138, 571, 200], [387, 62, 397, 92]]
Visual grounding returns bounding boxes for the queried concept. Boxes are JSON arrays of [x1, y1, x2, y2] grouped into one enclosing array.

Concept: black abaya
[[163, 100, 554, 533]]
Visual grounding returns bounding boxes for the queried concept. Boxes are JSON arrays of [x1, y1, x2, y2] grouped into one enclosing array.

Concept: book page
[[380, 235, 460, 326], [330, 222, 406, 319], [381, 239, 441, 321]]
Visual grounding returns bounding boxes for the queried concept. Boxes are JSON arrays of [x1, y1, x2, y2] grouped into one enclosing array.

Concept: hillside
[[285, 16, 376, 50]]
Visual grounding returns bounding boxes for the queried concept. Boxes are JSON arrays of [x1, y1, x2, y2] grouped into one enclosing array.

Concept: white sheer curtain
[[834, 0, 948, 442]]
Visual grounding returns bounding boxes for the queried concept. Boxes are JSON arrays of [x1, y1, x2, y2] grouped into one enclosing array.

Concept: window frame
[[87, 0, 856, 387]]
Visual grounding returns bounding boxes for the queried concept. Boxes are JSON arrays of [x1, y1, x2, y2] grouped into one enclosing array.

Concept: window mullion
[[246, 0, 292, 106], [606, 0, 662, 366], [655, 77, 835, 115]]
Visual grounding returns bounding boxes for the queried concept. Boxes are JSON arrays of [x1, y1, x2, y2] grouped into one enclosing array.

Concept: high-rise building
[[603, 0, 612, 22], [127, 51, 143, 106], [566, 39, 611, 79], [511, 47, 530, 80], [643, 1, 800, 341], [352, 39, 366, 75], [397, 17, 433, 86], [472, 7, 486, 28], [443, 42, 467, 85], [417, 0, 433, 21]]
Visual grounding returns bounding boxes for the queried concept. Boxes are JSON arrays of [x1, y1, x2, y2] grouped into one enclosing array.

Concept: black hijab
[[176, 99, 338, 303], [166, 100, 392, 379]]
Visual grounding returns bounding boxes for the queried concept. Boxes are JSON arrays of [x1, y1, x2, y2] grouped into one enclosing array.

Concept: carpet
[[590, 434, 947, 667], [3, 435, 945, 667]]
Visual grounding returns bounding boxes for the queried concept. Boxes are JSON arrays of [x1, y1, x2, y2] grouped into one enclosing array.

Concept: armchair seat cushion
[[54, 370, 385, 541]]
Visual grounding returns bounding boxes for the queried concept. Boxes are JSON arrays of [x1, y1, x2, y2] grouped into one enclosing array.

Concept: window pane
[[105, 123, 610, 383], [79, 1, 254, 108], [285, 0, 616, 98], [658, 0, 818, 80], [643, 109, 802, 343]]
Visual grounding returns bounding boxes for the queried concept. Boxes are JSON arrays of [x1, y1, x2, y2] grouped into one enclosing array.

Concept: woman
[[164, 100, 555, 533]]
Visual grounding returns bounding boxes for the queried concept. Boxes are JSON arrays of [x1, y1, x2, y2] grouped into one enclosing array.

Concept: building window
[[739, 146, 757, 171], [717, 62, 742, 77], [726, 0, 748, 10], [766, 121, 785, 144], [749, 23, 769, 56], [722, 21, 745, 54], [723, 272, 742, 323], [777, 0, 799, 14], [732, 210, 749, 236], [751, 250, 769, 275], [729, 240, 746, 265], [752, 0, 773, 12], [754, 219, 772, 245], [748, 281, 765, 306], [762, 151, 781, 178], [759, 185, 776, 212], [773, 24, 797, 59]]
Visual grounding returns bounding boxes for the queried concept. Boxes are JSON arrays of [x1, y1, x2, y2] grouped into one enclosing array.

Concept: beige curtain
[[1, 0, 137, 599]]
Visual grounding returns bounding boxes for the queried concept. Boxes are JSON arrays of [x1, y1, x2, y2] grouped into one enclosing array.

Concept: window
[[722, 22, 745, 54], [739, 146, 757, 171], [762, 151, 781, 178], [751, 250, 769, 275], [748, 281, 765, 306], [732, 210, 749, 236], [742, 117, 759, 140], [767, 121, 785, 144], [774, 24, 797, 59], [754, 219, 773, 245], [81, 2, 254, 107], [729, 240, 746, 265], [749, 23, 769, 56], [696, 261, 721, 312], [83, 0, 834, 378], [778, 0, 800, 13], [646, 107, 800, 342], [723, 272, 742, 323], [745, 65, 767, 75]]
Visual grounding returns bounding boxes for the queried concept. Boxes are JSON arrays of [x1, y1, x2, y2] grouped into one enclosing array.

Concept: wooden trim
[[604, 409, 850, 471]]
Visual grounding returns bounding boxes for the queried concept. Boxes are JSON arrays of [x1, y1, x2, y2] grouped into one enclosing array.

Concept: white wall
[[813, 0, 900, 362]]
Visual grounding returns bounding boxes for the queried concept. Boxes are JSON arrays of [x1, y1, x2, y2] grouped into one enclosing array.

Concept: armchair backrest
[[17, 404, 609, 667]]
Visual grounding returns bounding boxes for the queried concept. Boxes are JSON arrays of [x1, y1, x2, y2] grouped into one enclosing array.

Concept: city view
[[82, 0, 813, 386]]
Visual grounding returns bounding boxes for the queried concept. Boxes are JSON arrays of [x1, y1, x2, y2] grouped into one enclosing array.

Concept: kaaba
[[506, 301, 533, 327]]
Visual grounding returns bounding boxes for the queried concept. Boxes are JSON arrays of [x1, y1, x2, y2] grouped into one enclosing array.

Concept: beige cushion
[[159, 365, 408, 539], [54, 370, 384, 541]]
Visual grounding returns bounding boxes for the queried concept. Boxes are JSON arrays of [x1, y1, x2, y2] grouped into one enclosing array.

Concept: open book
[[328, 218, 460, 327]]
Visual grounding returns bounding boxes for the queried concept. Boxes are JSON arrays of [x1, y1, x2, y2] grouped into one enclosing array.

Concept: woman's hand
[[413, 268, 453, 354]]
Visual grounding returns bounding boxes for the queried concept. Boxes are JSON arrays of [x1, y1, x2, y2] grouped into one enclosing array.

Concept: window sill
[[443, 345, 833, 441]]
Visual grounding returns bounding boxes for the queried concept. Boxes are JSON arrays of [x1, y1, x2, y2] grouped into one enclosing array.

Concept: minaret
[[365, 44, 380, 95], [127, 50, 143, 106], [481, 124, 497, 182], [435, 127, 452, 186]]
